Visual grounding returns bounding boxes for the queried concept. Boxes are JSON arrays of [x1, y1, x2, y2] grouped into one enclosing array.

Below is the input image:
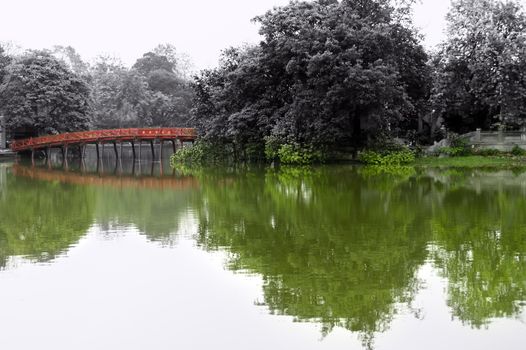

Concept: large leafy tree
[[90, 48, 193, 129], [192, 0, 430, 156], [0, 51, 91, 135], [432, 0, 526, 133], [133, 51, 194, 127], [90, 56, 150, 128]]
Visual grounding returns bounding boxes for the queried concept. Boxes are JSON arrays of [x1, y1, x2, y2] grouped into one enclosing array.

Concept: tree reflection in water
[[1, 162, 526, 348]]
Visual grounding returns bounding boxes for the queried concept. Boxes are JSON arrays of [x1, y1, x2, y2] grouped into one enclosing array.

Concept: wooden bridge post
[[150, 140, 155, 160], [96, 142, 101, 161], [47, 148, 52, 169], [159, 140, 164, 161], [113, 142, 119, 159], [131, 140, 136, 159], [138, 141, 142, 160], [171, 139, 177, 154], [79, 144, 86, 159]]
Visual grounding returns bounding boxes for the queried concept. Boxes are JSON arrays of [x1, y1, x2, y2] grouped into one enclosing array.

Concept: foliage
[[358, 149, 416, 165], [435, 135, 474, 157], [192, 0, 431, 160], [511, 145, 526, 156], [170, 143, 206, 165], [90, 50, 193, 129], [275, 143, 324, 165], [0, 51, 91, 135], [472, 148, 504, 157], [0, 45, 12, 85], [170, 141, 232, 165], [432, 0, 526, 133]]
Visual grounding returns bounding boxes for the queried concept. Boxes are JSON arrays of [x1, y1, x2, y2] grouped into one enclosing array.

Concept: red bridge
[[10, 128, 197, 160]]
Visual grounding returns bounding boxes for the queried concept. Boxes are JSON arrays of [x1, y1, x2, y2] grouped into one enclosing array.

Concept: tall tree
[[432, 0, 526, 133], [0, 51, 91, 135], [192, 0, 430, 158], [90, 56, 149, 128]]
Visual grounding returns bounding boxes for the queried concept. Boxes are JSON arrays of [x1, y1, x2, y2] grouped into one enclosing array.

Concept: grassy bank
[[415, 156, 526, 168]]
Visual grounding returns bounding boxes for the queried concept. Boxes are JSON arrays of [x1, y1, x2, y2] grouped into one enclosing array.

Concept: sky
[[0, 0, 461, 70]]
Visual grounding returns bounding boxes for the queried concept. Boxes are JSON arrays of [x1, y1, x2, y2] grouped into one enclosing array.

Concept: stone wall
[[463, 128, 526, 151]]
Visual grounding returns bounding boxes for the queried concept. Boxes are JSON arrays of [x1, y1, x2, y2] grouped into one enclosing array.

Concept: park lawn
[[414, 155, 526, 168]]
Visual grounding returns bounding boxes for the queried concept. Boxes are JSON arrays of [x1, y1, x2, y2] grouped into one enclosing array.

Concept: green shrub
[[276, 143, 324, 165], [358, 149, 416, 165], [437, 136, 473, 157], [170, 143, 206, 165], [264, 135, 281, 161], [473, 148, 504, 156], [511, 145, 526, 156]]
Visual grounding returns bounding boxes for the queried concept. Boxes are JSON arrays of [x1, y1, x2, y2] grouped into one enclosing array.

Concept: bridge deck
[[10, 128, 197, 152]]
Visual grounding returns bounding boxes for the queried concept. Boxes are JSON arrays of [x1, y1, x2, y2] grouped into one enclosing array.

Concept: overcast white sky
[[0, 0, 476, 70]]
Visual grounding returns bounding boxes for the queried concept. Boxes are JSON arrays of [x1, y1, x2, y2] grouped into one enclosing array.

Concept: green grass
[[414, 155, 526, 168]]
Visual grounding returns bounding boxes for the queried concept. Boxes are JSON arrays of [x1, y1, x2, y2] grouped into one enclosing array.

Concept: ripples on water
[[0, 156, 525, 350]]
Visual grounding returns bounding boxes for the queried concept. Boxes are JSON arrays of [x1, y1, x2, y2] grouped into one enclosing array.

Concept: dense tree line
[[0, 44, 193, 137], [2, 0, 526, 160]]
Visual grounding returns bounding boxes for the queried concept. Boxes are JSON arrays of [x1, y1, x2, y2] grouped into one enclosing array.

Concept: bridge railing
[[10, 128, 197, 152]]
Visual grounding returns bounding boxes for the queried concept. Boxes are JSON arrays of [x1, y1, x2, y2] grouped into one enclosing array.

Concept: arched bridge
[[10, 128, 197, 160]]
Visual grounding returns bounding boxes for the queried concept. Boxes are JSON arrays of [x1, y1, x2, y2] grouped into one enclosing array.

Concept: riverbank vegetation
[[3, 0, 526, 165]]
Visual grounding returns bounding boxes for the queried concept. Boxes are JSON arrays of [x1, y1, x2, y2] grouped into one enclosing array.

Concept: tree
[[51, 45, 90, 77], [192, 0, 430, 159], [133, 52, 175, 76], [152, 43, 195, 80], [90, 56, 149, 128], [0, 45, 12, 85], [90, 51, 194, 129], [132, 49, 194, 127], [432, 0, 526, 133], [0, 51, 91, 135]]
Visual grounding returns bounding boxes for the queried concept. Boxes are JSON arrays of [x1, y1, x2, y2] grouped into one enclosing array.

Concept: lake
[[0, 158, 525, 349]]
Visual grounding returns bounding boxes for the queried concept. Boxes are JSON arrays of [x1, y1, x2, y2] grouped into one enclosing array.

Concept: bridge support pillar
[[96, 142, 101, 161], [138, 141, 142, 160], [113, 142, 119, 159], [171, 139, 177, 154], [159, 140, 164, 161], [150, 140, 155, 160], [131, 140, 136, 159]]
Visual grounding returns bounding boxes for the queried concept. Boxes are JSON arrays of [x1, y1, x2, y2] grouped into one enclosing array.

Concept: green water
[[0, 161, 525, 349]]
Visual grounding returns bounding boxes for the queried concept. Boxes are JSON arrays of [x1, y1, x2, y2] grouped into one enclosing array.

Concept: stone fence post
[[498, 127, 504, 144], [475, 128, 481, 143], [0, 116, 6, 149]]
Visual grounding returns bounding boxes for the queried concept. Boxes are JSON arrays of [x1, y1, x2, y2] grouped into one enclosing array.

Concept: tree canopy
[[191, 0, 430, 160], [432, 0, 526, 133], [0, 51, 91, 135]]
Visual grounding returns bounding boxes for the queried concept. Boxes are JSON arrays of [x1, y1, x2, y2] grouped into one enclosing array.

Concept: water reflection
[[189, 166, 526, 346], [0, 164, 94, 268], [0, 162, 526, 348]]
